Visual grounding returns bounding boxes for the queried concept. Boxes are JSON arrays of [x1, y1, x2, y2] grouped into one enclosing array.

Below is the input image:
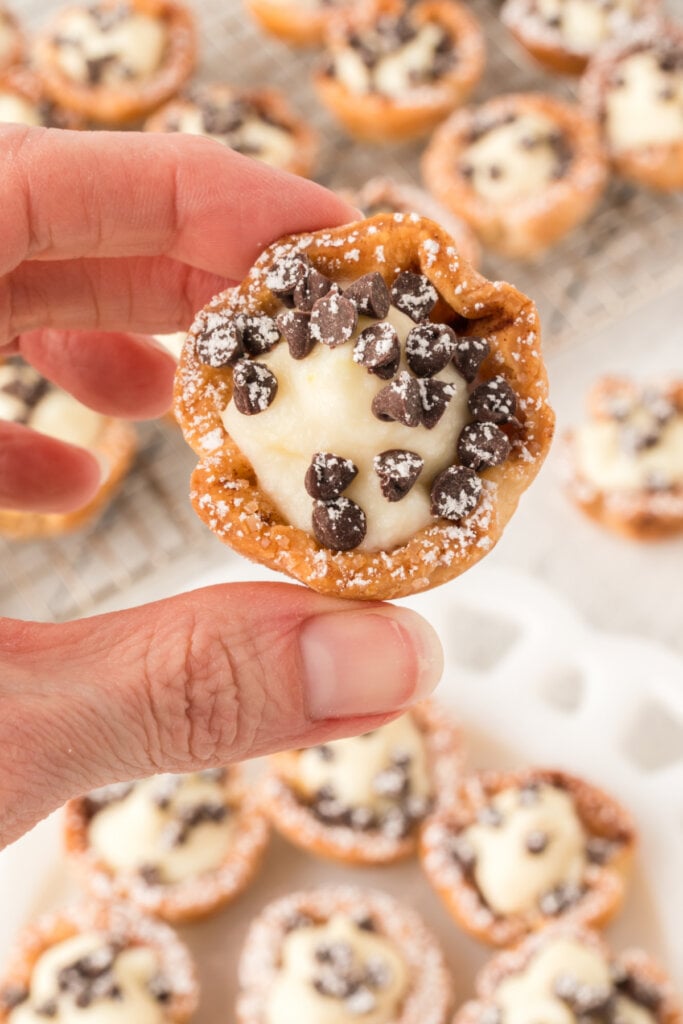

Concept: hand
[[0, 126, 443, 850]]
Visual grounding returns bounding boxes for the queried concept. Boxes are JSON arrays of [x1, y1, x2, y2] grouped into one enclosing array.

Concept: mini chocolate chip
[[139, 863, 163, 886], [36, 999, 58, 1017], [316, 744, 335, 761], [86, 53, 116, 84], [478, 805, 503, 827], [458, 422, 511, 471], [539, 881, 583, 916], [372, 765, 408, 799], [277, 309, 313, 359], [526, 829, 549, 854], [353, 914, 376, 932], [452, 336, 490, 382], [284, 911, 315, 932], [374, 449, 424, 501], [148, 974, 172, 1003], [430, 465, 482, 521], [468, 376, 518, 423], [344, 272, 391, 318], [615, 973, 662, 1011], [405, 323, 457, 377], [586, 836, 617, 865], [372, 371, 422, 427], [381, 805, 411, 839], [265, 253, 310, 296], [305, 452, 358, 500], [460, 163, 474, 180], [310, 291, 358, 347], [312, 497, 367, 551], [1, 986, 28, 1010], [346, 987, 377, 1015], [390, 271, 438, 322], [294, 267, 335, 312], [350, 807, 375, 833], [232, 358, 278, 415], [353, 322, 400, 379], [240, 314, 280, 356], [554, 975, 612, 1015], [196, 312, 244, 367], [449, 834, 477, 871], [419, 378, 457, 429], [519, 782, 541, 805]]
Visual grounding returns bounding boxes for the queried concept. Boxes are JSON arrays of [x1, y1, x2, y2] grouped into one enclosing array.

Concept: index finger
[[0, 125, 359, 276]]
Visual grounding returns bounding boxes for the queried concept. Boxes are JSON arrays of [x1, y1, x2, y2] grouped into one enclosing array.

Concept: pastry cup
[[454, 923, 682, 1024], [0, 901, 198, 1023], [565, 376, 683, 540], [174, 213, 553, 601], [343, 176, 482, 269], [314, 0, 485, 142], [420, 767, 636, 947], [34, 0, 197, 126], [145, 84, 318, 178], [580, 23, 683, 191], [0, 418, 136, 540], [0, 6, 24, 74], [237, 886, 453, 1024], [422, 92, 608, 260], [261, 701, 465, 865], [500, 0, 661, 76], [246, 0, 347, 47], [64, 768, 270, 924], [0, 65, 84, 127]]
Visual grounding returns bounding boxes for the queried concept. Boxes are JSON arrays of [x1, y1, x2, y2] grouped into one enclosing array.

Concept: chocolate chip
[[554, 975, 612, 1015], [346, 987, 377, 1015], [353, 322, 400, 379], [478, 805, 503, 827], [349, 806, 375, 830], [284, 911, 315, 932], [372, 371, 422, 427], [139, 863, 163, 886], [277, 309, 314, 360], [344, 272, 391, 318], [0, 986, 28, 1010], [372, 765, 409, 799], [519, 782, 541, 805], [449, 834, 477, 871], [452, 336, 490, 382], [310, 291, 358, 347], [381, 805, 411, 839], [526, 830, 549, 855], [265, 253, 310, 296], [539, 881, 583, 916], [196, 312, 244, 367], [374, 449, 424, 501], [86, 54, 116, 84], [457, 422, 511, 471], [316, 744, 335, 761], [468, 376, 518, 423], [305, 452, 358, 500], [148, 974, 172, 1004], [294, 267, 335, 312], [419, 378, 457, 429], [353, 914, 376, 932], [232, 358, 278, 415], [586, 836, 617, 865], [405, 323, 457, 377], [312, 497, 367, 551], [430, 465, 483, 521], [614, 973, 662, 1011], [390, 271, 438, 322], [82, 781, 134, 819], [240, 314, 280, 356], [36, 999, 58, 1017]]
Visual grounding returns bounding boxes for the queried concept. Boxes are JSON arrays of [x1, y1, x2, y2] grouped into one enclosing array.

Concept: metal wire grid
[[2, 0, 683, 623]]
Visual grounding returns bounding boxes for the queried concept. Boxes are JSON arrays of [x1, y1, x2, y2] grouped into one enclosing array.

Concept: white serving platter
[[1, 562, 682, 1021]]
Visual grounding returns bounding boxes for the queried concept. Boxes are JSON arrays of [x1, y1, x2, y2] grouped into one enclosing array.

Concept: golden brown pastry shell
[[0, 7, 24, 74], [145, 85, 318, 178], [0, 65, 84, 128], [261, 701, 465, 865], [422, 91, 608, 259], [419, 766, 636, 948], [580, 23, 683, 190], [237, 886, 453, 1024], [245, 0, 343, 47], [565, 376, 683, 541], [0, 901, 198, 1023], [454, 923, 682, 1024], [63, 768, 270, 924], [314, 0, 485, 142], [174, 213, 554, 601], [34, 0, 197, 126]]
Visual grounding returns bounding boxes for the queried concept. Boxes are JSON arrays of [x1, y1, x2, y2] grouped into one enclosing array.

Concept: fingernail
[[300, 606, 443, 721]]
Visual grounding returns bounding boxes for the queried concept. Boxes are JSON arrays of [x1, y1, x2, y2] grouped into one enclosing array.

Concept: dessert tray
[[1, 563, 681, 1019]]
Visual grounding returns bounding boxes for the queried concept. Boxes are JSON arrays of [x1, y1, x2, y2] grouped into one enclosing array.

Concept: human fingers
[[0, 420, 101, 513], [1, 255, 230, 342], [0, 126, 359, 275], [0, 583, 443, 848]]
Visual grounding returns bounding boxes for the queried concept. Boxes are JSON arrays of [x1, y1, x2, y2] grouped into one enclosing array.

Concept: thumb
[[0, 582, 443, 849]]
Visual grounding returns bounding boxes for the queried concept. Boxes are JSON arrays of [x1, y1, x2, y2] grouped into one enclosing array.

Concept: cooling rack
[[2, 0, 682, 622]]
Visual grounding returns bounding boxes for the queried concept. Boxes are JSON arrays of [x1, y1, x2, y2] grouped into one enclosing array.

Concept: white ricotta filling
[[54, 10, 167, 85], [0, 91, 41, 126], [221, 304, 469, 552], [463, 784, 587, 915]]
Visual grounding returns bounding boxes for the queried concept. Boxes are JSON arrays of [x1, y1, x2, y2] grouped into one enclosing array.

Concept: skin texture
[[0, 125, 443, 850]]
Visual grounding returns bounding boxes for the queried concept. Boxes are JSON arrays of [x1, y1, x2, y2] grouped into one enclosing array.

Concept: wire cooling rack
[[2, 0, 683, 622]]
